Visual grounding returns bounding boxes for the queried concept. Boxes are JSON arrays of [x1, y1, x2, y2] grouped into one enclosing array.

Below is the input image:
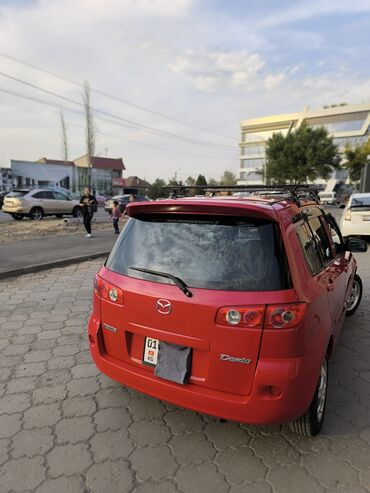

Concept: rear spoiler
[[125, 199, 278, 221]]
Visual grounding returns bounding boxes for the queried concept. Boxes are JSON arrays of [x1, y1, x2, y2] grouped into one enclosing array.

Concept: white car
[[340, 193, 370, 238]]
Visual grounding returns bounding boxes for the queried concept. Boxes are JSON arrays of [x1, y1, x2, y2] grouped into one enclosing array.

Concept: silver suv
[[2, 189, 81, 220]]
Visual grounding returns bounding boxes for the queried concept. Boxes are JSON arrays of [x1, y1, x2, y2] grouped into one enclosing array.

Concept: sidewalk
[[0, 230, 117, 280]]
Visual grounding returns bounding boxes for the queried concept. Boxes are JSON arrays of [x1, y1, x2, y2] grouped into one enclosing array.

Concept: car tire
[[72, 206, 82, 218], [12, 213, 24, 220], [29, 207, 44, 220], [346, 274, 363, 316], [289, 357, 328, 437]]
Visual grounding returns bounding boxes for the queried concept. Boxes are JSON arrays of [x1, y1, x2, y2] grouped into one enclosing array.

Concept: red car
[[88, 188, 367, 436]]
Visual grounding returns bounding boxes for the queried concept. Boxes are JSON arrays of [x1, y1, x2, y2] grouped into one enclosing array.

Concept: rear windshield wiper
[[129, 266, 193, 298]]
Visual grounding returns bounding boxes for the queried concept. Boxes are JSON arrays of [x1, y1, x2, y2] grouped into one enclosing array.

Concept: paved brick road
[[0, 253, 370, 493]]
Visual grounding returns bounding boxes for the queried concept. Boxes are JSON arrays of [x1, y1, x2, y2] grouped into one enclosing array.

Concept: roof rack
[[163, 184, 321, 206]]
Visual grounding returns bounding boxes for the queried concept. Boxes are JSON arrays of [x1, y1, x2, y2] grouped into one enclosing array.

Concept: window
[[306, 112, 368, 133], [53, 192, 68, 200], [324, 214, 343, 257], [306, 216, 333, 266], [107, 215, 292, 292], [241, 145, 266, 156], [33, 191, 54, 199], [295, 221, 322, 275]]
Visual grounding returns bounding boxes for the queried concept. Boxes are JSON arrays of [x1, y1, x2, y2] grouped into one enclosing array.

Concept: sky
[[0, 0, 370, 182]]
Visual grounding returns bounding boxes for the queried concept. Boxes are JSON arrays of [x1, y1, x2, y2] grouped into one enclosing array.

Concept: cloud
[[169, 50, 265, 92]]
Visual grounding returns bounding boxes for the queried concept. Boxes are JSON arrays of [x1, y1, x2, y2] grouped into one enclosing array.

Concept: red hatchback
[[88, 189, 367, 436]]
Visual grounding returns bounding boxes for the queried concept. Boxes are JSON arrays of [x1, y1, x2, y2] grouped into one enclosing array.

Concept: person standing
[[111, 200, 121, 235], [80, 187, 97, 238]]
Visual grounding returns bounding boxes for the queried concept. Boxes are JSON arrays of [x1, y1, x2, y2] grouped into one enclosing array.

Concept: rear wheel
[[11, 213, 24, 220], [289, 357, 328, 437], [346, 274, 362, 316], [29, 207, 43, 220]]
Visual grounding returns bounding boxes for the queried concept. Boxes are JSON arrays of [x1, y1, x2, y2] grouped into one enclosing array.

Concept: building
[[239, 103, 370, 187], [0, 168, 12, 191], [10, 155, 125, 193], [73, 155, 125, 193], [11, 159, 75, 190], [112, 176, 151, 196]]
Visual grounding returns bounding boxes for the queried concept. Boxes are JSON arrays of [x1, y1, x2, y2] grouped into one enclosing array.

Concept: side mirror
[[346, 238, 368, 253]]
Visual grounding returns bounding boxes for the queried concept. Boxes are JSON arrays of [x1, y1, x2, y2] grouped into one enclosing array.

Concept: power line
[[0, 52, 235, 141], [0, 70, 235, 150], [0, 90, 236, 161]]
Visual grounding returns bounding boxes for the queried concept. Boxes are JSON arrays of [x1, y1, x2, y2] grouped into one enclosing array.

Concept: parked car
[[104, 194, 149, 214], [2, 189, 81, 220], [0, 190, 9, 208], [340, 193, 370, 239], [318, 191, 336, 205], [88, 189, 366, 436]]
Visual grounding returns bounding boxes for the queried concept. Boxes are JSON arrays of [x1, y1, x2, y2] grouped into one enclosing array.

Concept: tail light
[[265, 303, 306, 329], [94, 275, 124, 305], [344, 210, 351, 221], [216, 302, 306, 329], [216, 306, 265, 328]]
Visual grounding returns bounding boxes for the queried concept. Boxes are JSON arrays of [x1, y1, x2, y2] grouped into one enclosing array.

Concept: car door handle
[[327, 278, 334, 291]]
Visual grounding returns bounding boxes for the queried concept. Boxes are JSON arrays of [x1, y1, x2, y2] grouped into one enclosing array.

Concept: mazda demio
[[88, 188, 367, 436]]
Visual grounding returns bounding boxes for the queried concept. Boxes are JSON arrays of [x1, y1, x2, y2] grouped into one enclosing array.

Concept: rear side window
[[106, 215, 292, 291], [295, 221, 322, 275], [32, 191, 54, 199]]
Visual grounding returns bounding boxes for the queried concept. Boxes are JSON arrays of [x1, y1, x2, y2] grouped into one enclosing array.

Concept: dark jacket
[[79, 194, 97, 216]]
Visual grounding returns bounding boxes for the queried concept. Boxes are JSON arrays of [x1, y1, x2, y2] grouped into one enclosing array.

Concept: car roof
[[352, 193, 370, 198], [126, 194, 320, 222]]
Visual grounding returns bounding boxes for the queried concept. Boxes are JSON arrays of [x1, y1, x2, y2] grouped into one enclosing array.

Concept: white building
[[239, 103, 370, 187]]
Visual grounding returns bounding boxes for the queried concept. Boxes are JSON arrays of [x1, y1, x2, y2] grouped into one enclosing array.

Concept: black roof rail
[[163, 184, 321, 206]]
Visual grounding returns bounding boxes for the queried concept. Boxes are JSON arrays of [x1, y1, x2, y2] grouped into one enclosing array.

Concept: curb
[[0, 251, 110, 281]]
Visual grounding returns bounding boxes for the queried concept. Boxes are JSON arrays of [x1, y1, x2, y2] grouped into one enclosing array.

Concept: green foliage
[[195, 174, 207, 186], [265, 123, 340, 184], [219, 171, 237, 186], [344, 141, 370, 183], [148, 178, 167, 200]]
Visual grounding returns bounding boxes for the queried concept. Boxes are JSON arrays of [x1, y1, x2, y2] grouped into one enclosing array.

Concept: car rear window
[[6, 191, 29, 197], [106, 215, 292, 291], [351, 196, 370, 208]]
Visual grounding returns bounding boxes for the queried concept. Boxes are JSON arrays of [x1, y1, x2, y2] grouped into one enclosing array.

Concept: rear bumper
[[340, 220, 370, 237], [3, 206, 28, 213], [88, 316, 321, 425]]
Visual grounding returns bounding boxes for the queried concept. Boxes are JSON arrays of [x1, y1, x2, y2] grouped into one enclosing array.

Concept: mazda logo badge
[[156, 299, 172, 314]]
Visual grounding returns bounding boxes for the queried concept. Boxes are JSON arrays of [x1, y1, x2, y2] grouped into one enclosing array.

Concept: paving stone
[[14, 362, 46, 378], [86, 460, 134, 493], [62, 395, 96, 417], [268, 465, 325, 493], [175, 463, 228, 493], [38, 368, 72, 386], [71, 363, 98, 378], [95, 387, 127, 408], [23, 402, 61, 428], [216, 446, 267, 485], [124, 394, 167, 421], [250, 434, 301, 467], [6, 376, 38, 394], [23, 349, 52, 363], [11, 427, 54, 458], [0, 392, 31, 415], [56, 416, 94, 444], [0, 438, 10, 465], [47, 355, 75, 370], [134, 479, 179, 493], [163, 410, 204, 434], [230, 482, 273, 493], [94, 407, 132, 432], [47, 443, 92, 477], [304, 450, 359, 488], [0, 413, 22, 438], [130, 419, 172, 447], [0, 456, 46, 492], [131, 445, 178, 481], [90, 429, 134, 462], [35, 476, 83, 493], [66, 376, 100, 396], [169, 431, 216, 465], [32, 384, 67, 405], [204, 421, 250, 449]]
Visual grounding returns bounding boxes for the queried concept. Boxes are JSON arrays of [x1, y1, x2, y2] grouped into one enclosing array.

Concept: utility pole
[[82, 80, 95, 188]]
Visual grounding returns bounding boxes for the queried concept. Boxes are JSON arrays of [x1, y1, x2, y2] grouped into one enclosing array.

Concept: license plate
[[143, 337, 159, 366], [363, 216, 370, 221]]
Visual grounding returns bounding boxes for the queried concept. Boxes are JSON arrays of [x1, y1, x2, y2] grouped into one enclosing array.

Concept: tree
[[195, 174, 207, 194], [219, 170, 237, 186], [185, 176, 196, 186], [344, 141, 370, 183], [265, 123, 340, 184], [82, 80, 96, 187], [148, 178, 167, 200]]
